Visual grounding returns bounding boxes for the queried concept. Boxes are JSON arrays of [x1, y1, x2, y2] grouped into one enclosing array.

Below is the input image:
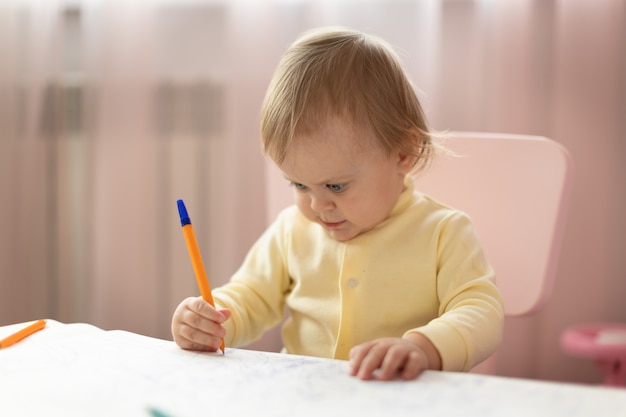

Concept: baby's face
[[277, 117, 411, 242]]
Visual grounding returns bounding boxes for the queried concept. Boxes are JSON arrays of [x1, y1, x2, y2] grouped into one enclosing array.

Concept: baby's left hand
[[348, 337, 433, 381]]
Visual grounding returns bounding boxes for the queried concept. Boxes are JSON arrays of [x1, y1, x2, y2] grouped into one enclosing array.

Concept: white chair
[[264, 131, 575, 373]]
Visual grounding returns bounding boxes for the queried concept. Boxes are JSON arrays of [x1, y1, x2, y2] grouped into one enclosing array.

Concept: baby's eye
[[291, 182, 308, 191], [326, 183, 347, 193]]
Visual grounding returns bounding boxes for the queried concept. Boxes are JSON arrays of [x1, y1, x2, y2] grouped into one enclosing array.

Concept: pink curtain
[[1, 0, 624, 385]]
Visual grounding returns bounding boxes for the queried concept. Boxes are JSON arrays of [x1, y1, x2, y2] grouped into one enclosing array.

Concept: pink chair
[[265, 131, 575, 374], [413, 132, 574, 315], [412, 132, 574, 374], [561, 323, 626, 387]]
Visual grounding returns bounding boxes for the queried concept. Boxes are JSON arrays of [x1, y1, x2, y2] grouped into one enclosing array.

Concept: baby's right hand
[[171, 296, 231, 351]]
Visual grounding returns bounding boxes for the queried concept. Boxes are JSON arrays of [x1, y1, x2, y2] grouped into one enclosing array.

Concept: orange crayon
[[0, 319, 46, 349]]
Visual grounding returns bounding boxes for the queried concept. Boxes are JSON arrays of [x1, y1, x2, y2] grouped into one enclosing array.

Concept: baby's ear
[[396, 151, 417, 174], [396, 129, 423, 173]]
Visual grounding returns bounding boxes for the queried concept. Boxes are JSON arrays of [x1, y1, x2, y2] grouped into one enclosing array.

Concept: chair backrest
[[264, 132, 574, 317], [415, 132, 574, 316]]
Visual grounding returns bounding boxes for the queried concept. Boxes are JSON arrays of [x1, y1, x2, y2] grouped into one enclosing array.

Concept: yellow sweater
[[214, 180, 504, 371]]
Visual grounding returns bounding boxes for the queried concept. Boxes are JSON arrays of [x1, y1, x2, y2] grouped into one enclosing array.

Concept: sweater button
[[346, 277, 358, 287]]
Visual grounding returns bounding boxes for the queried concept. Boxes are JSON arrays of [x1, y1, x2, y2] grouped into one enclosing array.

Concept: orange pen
[[177, 199, 224, 353], [0, 319, 46, 349]]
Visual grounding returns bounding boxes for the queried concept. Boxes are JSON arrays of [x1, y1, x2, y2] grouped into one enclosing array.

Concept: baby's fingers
[[400, 351, 425, 380], [187, 296, 227, 323], [348, 338, 429, 381], [379, 348, 427, 380], [349, 342, 386, 380], [171, 297, 230, 351], [176, 322, 224, 352]]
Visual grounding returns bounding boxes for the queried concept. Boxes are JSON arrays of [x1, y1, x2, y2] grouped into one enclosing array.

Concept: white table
[[1, 320, 625, 417]]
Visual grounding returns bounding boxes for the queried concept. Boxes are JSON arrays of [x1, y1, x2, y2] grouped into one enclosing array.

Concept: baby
[[172, 27, 504, 381]]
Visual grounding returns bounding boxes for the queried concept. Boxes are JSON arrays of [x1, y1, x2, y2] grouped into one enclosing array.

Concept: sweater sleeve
[[212, 210, 293, 348], [404, 211, 504, 371]]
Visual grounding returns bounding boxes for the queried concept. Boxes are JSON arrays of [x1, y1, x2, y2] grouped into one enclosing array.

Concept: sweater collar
[[387, 175, 416, 220]]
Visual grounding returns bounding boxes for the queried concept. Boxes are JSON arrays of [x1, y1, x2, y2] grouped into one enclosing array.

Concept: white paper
[[1, 322, 625, 417]]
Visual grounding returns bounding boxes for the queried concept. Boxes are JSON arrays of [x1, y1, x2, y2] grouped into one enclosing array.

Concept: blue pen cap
[[177, 199, 191, 226]]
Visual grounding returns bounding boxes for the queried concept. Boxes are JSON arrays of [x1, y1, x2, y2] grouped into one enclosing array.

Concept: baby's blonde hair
[[261, 27, 438, 172]]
